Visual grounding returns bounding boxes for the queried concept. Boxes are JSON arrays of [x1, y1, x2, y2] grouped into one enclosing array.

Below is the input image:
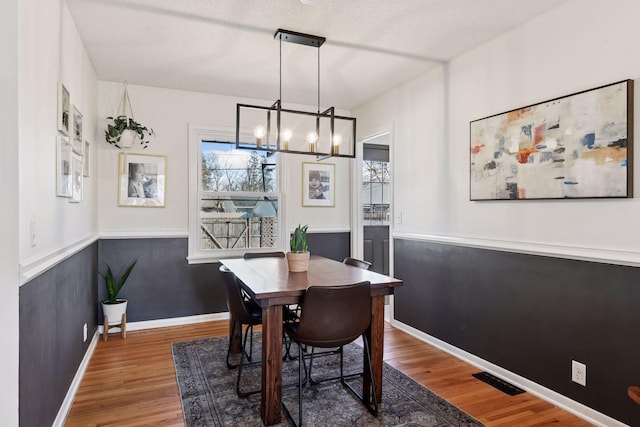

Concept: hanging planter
[[105, 82, 155, 149]]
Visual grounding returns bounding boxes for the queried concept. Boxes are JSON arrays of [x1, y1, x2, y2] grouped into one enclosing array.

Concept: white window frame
[[187, 123, 284, 263]]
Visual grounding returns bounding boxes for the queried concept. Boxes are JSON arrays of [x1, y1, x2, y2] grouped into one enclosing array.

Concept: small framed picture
[[83, 140, 91, 177], [118, 153, 166, 207], [56, 135, 72, 198], [72, 106, 83, 154], [70, 153, 82, 203], [302, 162, 335, 207], [57, 82, 70, 136]]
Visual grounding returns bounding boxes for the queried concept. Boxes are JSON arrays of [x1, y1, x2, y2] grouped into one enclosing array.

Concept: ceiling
[[66, 0, 569, 110]]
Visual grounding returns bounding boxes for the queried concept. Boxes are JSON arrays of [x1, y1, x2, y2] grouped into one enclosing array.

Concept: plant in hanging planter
[[100, 260, 137, 340], [105, 115, 154, 149], [287, 224, 310, 272]]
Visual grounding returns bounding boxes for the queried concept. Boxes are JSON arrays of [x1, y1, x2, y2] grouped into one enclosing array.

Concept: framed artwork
[[72, 106, 83, 154], [118, 153, 166, 207], [470, 79, 633, 200], [302, 162, 335, 207], [70, 153, 82, 203], [56, 135, 72, 197], [83, 140, 91, 177], [57, 82, 70, 136]]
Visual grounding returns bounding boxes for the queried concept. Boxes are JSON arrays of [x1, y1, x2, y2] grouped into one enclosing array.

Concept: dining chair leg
[[236, 324, 261, 398], [340, 334, 378, 416], [226, 319, 238, 369], [298, 342, 304, 426], [282, 341, 308, 427]]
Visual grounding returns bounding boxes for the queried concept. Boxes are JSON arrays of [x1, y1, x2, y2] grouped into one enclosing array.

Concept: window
[[362, 144, 391, 225], [188, 125, 282, 263]]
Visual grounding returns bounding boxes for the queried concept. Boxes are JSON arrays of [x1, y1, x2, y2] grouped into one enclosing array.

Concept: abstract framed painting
[[470, 79, 633, 200]]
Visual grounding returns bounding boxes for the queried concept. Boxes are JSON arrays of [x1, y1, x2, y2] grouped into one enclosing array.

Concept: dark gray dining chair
[[343, 256, 371, 270], [243, 251, 285, 259], [282, 281, 378, 426], [220, 264, 262, 398]]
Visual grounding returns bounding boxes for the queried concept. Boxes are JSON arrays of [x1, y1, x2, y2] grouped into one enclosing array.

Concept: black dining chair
[[220, 264, 262, 398], [243, 251, 285, 259], [282, 281, 378, 426], [343, 256, 372, 270]]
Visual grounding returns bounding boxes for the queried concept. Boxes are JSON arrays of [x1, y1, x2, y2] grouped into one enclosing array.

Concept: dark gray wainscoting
[[393, 238, 640, 426], [307, 232, 350, 262], [98, 238, 226, 322], [19, 241, 98, 427], [98, 233, 350, 322]]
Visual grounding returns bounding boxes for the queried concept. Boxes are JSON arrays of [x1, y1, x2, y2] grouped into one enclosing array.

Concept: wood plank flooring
[[64, 321, 592, 426]]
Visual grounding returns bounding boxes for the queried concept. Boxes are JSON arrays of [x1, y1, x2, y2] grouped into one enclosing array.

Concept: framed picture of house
[[72, 106, 83, 154], [57, 82, 71, 136], [70, 153, 82, 203], [118, 153, 166, 207], [56, 135, 72, 198], [302, 162, 334, 207], [470, 79, 633, 200]]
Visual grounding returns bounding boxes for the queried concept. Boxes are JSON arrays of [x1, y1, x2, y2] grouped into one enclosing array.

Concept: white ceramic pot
[[102, 299, 128, 326], [119, 129, 140, 148]]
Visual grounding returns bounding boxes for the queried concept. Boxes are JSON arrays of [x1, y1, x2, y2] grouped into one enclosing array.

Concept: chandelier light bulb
[[306, 131, 318, 153], [281, 128, 292, 150], [331, 133, 342, 155], [253, 125, 266, 139], [254, 125, 266, 149], [306, 131, 318, 143]]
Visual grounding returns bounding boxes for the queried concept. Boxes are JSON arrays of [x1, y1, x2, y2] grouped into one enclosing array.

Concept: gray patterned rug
[[172, 335, 485, 427]]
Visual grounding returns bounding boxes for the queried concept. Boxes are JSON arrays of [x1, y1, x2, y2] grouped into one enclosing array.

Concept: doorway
[[361, 135, 391, 275]]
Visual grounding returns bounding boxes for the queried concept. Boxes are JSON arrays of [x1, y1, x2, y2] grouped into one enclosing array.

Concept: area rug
[[172, 335, 484, 427]]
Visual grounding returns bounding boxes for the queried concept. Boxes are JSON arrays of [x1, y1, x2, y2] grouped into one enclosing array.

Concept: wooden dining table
[[221, 255, 403, 426]]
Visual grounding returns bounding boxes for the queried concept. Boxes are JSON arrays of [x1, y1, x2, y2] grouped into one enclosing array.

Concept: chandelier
[[235, 29, 356, 159]]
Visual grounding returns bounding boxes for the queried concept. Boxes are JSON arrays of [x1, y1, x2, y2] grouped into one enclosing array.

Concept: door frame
[[351, 125, 395, 319]]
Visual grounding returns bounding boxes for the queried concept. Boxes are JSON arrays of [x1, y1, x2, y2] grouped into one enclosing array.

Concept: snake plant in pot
[[101, 260, 137, 339], [287, 224, 309, 272]]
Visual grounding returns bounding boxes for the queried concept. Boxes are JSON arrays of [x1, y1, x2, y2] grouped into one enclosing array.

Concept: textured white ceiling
[[66, 0, 569, 109]]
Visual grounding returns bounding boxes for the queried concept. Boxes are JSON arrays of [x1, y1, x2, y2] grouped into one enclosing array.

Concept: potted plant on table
[[100, 260, 137, 340], [105, 115, 154, 149], [287, 224, 310, 272]]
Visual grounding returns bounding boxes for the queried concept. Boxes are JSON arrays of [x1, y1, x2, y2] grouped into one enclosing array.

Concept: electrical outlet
[[83, 323, 88, 342], [572, 360, 586, 386]]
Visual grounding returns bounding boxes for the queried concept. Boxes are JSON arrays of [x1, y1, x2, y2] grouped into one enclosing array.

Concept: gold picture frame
[[118, 153, 166, 207]]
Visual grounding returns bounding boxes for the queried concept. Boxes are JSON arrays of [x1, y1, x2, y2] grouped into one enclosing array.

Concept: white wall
[[19, 0, 99, 275], [355, 0, 640, 262], [0, 0, 20, 422], [98, 82, 352, 237]]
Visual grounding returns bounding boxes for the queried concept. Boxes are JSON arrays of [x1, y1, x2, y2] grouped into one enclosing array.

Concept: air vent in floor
[[472, 372, 525, 396]]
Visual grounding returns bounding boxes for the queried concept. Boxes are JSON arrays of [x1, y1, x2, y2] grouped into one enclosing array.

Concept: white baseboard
[[53, 331, 100, 427], [97, 312, 230, 335], [390, 320, 628, 427]]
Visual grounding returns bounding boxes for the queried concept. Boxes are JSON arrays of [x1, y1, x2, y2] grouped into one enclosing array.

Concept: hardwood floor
[[64, 320, 592, 426]]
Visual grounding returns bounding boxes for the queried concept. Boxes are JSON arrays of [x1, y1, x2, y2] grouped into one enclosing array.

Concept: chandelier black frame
[[235, 29, 356, 159]]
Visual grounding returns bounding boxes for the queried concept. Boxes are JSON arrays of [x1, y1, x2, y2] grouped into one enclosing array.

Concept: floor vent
[[472, 372, 525, 396]]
